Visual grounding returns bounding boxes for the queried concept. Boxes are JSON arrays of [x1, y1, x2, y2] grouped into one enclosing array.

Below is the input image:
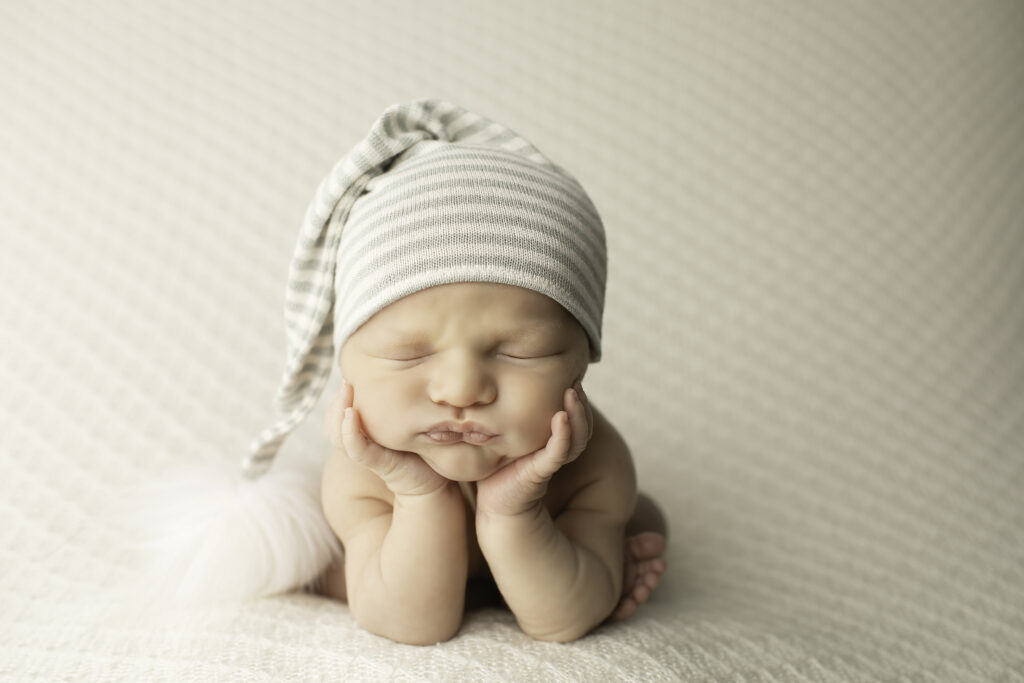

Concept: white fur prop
[[119, 455, 342, 611]]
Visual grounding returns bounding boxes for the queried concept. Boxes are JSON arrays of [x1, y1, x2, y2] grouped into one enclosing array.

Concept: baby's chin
[[414, 440, 529, 482]]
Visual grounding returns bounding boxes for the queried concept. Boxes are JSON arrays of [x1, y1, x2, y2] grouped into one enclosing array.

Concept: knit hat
[[126, 99, 607, 608], [245, 98, 607, 477]]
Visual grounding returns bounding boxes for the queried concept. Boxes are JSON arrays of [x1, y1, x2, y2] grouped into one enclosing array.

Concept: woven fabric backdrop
[[2, 1, 1022, 681]]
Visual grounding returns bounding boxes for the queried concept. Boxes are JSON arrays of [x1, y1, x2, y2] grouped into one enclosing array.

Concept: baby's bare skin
[[316, 283, 667, 644]]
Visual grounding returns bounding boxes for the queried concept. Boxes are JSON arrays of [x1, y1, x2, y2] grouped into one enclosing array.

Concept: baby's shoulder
[[581, 402, 635, 471]]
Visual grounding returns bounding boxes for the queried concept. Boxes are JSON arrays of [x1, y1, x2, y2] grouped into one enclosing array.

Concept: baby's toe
[[632, 584, 651, 604], [628, 531, 667, 560], [636, 557, 666, 577], [642, 571, 661, 591]]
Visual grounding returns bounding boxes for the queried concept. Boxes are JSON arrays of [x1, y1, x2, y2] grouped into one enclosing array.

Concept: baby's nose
[[428, 355, 496, 408]]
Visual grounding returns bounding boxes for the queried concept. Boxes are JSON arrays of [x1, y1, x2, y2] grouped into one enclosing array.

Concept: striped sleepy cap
[[244, 99, 607, 476]]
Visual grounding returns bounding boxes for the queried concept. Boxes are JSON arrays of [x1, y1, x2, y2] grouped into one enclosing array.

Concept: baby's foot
[[609, 531, 666, 621]]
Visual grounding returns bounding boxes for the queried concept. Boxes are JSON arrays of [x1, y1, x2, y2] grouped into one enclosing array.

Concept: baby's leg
[[610, 491, 668, 621]]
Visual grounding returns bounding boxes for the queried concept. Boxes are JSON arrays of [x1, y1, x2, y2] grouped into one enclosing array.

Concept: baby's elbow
[[393, 624, 462, 647], [350, 598, 463, 646], [530, 630, 582, 644], [359, 615, 462, 646], [519, 611, 606, 643], [521, 572, 620, 642], [522, 622, 592, 643]]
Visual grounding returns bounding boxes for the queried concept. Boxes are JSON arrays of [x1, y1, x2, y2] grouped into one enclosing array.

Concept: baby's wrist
[[392, 479, 460, 504]]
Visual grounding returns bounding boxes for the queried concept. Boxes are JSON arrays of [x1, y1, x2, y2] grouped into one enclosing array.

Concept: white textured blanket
[[2, 1, 1022, 681]]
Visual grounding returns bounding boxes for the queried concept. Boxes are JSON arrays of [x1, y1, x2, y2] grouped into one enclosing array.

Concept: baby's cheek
[[507, 388, 565, 453], [351, 382, 410, 448]]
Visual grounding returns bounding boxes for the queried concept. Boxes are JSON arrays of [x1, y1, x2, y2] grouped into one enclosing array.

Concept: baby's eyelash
[[370, 351, 429, 362], [499, 351, 562, 360]]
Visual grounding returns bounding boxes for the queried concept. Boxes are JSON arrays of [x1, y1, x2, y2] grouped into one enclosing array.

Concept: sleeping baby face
[[338, 282, 590, 482]]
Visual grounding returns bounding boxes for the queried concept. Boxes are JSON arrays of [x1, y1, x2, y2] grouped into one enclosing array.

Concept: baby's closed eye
[[370, 342, 433, 362], [496, 348, 562, 360]]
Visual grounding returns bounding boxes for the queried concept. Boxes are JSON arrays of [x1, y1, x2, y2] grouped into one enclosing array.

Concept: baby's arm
[[475, 386, 637, 642], [321, 381, 468, 645]]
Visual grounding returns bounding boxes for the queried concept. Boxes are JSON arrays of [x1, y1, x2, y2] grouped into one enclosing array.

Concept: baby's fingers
[[325, 378, 354, 449], [341, 406, 398, 477], [533, 388, 589, 477], [340, 405, 368, 459], [564, 386, 591, 460], [527, 410, 574, 482], [573, 380, 594, 443]]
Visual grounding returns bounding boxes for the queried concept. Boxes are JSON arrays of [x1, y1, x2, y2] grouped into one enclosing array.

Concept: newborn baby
[[317, 281, 667, 644], [208, 98, 670, 644]]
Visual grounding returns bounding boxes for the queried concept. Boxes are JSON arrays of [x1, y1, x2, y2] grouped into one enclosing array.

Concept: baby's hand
[[330, 379, 452, 497], [476, 380, 593, 518]]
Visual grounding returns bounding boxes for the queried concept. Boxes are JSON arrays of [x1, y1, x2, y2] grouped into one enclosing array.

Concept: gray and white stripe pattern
[[245, 99, 606, 476]]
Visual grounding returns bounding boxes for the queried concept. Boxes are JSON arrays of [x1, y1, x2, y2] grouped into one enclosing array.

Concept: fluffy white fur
[[117, 455, 342, 613]]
